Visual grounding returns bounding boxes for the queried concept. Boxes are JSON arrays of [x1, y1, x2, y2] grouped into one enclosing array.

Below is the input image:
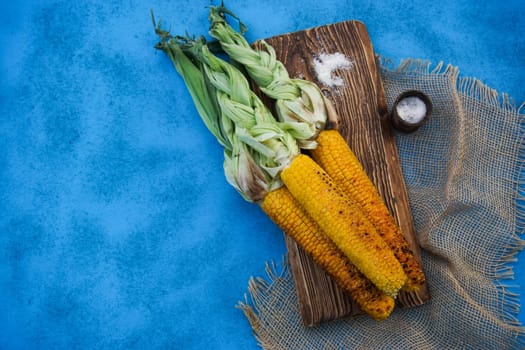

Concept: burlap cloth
[[238, 59, 525, 349]]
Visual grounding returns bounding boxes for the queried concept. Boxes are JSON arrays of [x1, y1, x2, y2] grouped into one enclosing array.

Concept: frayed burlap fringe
[[237, 261, 296, 350], [239, 58, 525, 349]]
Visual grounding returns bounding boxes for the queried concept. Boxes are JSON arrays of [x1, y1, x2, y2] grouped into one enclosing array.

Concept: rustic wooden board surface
[[256, 20, 430, 326]]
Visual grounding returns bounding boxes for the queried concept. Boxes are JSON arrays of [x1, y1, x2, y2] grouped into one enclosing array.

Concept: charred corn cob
[[261, 186, 395, 320], [311, 129, 426, 291], [281, 154, 407, 297]]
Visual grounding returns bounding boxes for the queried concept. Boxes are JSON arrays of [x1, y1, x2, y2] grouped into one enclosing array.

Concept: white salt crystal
[[313, 52, 353, 87], [396, 96, 427, 124]]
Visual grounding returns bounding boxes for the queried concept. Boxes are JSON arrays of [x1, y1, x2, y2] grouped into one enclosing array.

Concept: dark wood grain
[[255, 20, 429, 326]]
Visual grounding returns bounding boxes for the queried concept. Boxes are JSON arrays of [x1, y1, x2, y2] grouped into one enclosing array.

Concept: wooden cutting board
[[254, 21, 430, 326]]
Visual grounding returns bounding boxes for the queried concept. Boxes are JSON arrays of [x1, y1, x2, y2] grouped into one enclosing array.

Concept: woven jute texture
[[238, 59, 525, 350]]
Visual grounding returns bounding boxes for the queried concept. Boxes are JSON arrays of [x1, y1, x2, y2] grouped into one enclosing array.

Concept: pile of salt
[[313, 52, 353, 87], [395, 96, 427, 124]]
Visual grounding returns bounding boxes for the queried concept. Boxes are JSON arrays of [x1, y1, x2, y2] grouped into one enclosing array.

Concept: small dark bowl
[[390, 90, 432, 133]]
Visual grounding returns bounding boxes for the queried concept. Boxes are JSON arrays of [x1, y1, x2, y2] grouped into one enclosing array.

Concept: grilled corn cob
[[281, 154, 407, 297], [311, 129, 425, 291], [261, 186, 395, 320]]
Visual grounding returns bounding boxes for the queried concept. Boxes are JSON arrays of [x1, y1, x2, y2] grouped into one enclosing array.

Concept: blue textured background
[[1, 1, 523, 349]]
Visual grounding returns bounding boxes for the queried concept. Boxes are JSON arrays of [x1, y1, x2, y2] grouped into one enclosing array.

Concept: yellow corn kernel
[[261, 186, 395, 320], [311, 130, 426, 291], [281, 154, 407, 297]]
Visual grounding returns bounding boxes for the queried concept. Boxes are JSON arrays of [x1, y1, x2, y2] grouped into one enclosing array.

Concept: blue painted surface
[[0, 1, 523, 349]]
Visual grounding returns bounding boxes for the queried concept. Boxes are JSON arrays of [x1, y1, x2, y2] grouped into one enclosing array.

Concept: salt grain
[[313, 52, 353, 87], [395, 96, 427, 124]]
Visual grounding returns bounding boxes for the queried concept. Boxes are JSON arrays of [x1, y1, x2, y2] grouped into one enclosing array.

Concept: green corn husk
[[154, 16, 270, 202], [153, 15, 308, 202], [208, 4, 337, 149], [182, 37, 300, 176]]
